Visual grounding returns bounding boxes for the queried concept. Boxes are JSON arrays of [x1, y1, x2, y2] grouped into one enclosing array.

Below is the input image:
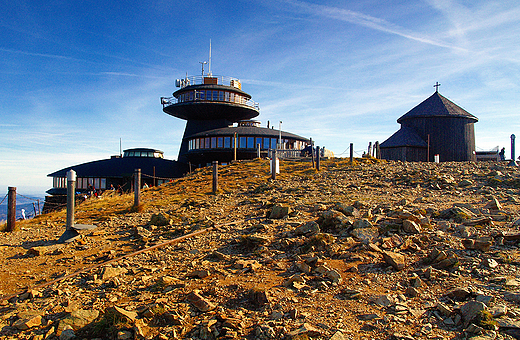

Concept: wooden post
[[375, 141, 380, 159], [368, 142, 372, 157], [310, 138, 315, 168], [7, 187, 16, 232], [427, 134, 430, 162], [316, 146, 320, 171], [212, 161, 218, 193], [233, 132, 237, 161], [271, 150, 277, 180], [134, 168, 141, 208], [257, 143, 261, 158], [350, 143, 354, 163]]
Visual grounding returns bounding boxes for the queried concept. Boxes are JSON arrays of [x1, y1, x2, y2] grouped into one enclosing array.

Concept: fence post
[[316, 146, 320, 171], [257, 143, 261, 158], [271, 150, 277, 180], [134, 168, 141, 208], [510, 134, 518, 166], [212, 161, 218, 193], [58, 170, 96, 243], [233, 132, 237, 161], [7, 187, 16, 232], [350, 143, 354, 163], [66, 170, 76, 230], [375, 141, 380, 159], [58, 170, 80, 243], [310, 138, 315, 169]]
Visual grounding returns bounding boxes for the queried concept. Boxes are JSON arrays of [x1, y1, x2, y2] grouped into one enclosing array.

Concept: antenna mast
[[208, 39, 212, 76]]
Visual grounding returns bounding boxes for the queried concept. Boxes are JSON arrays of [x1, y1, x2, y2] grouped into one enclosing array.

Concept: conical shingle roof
[[379, 125, 427, 148], [397, 92, 478, 123]]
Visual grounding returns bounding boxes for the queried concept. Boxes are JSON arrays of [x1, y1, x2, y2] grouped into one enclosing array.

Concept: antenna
[[208, 39, 212, 76], [199, 61, 207, 76]]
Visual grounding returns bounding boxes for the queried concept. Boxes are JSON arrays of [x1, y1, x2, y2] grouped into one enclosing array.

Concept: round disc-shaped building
[[162, 74, 309, 166]]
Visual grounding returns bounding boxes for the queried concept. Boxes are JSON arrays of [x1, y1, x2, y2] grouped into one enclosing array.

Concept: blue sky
[[1, 0, 519, 195]]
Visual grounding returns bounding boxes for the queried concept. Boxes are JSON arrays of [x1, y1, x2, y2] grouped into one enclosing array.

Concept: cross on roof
[[434, 82, 441, 92]]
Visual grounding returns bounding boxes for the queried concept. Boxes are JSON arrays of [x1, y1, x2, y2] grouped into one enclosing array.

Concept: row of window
[[52, 177, 170, 190], [188, 136, 307, 151], [123, 151, 163, 158], [177, 90, 248, 104], [53, 177, 107, 190]]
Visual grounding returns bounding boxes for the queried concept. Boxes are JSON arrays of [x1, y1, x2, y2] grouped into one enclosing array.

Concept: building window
[[271, 138, 277, 149], [211, 137, 217, 148], [224, 137, 231, 148], [247, 137, 255, 148], [239, 136, 246, 148], [219, 91, 224, 101], [255, 137, 262, 149], [263, 138, 270, 149], [218, 137, 223, 148], [213, 91, 219, 101], [205, 137, 210, 149]]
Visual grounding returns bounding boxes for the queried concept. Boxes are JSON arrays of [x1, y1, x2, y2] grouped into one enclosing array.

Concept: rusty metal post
[[350, 143, 354, 163], [7, 187, 16, 232], [134, 168, 141, 207], [316, 146, 320, 171], [212, 161, 218, 193]]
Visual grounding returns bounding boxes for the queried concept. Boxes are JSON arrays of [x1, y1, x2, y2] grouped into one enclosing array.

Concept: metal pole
[[510, 134, 518, 166], [134, 169, 141, 207], [271, 150, 277, 180], [212, 161, 218, 193], [316, 146, 320, 171], [66, 170, 76, 230], [350, 143, 354, 163], [58, 170, 83, 243], [278, 121, 282, 149], [7, 187, 16, 232]]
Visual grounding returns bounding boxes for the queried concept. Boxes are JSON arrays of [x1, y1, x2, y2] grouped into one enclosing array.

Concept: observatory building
[[46, 61, 310, 203], [161, 72, 309, 167], [380, 86, 478, 162]]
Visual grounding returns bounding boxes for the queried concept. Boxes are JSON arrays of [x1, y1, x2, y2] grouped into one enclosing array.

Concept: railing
[[269, 149, 304, 159], [161, 96, 259, 110], [176, 75, 241, 88]]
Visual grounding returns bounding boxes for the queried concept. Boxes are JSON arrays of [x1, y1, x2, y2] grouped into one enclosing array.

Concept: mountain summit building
[[161, 74, 309, 167], [380, 87, 478, 162]]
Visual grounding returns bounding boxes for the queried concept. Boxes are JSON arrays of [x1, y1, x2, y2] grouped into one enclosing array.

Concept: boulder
[[270, 204, 292, 219], [382, 251, 406, 271]]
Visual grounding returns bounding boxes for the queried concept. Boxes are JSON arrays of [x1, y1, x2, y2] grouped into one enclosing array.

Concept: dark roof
[[380, 126, 428, 148], [48, 157, 186, 178], [397, 92, 478, 123], [187, 126, 309, 141]]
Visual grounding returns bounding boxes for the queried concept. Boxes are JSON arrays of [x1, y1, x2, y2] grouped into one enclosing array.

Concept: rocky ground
[[1, 158, 520, 340]]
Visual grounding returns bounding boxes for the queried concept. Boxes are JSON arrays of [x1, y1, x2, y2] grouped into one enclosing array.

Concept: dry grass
[[5, 158, 363, 232]]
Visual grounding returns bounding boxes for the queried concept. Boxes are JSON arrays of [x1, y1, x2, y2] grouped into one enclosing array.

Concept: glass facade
[[176, 89, 250, 105], [187, 136, 306, 151]]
